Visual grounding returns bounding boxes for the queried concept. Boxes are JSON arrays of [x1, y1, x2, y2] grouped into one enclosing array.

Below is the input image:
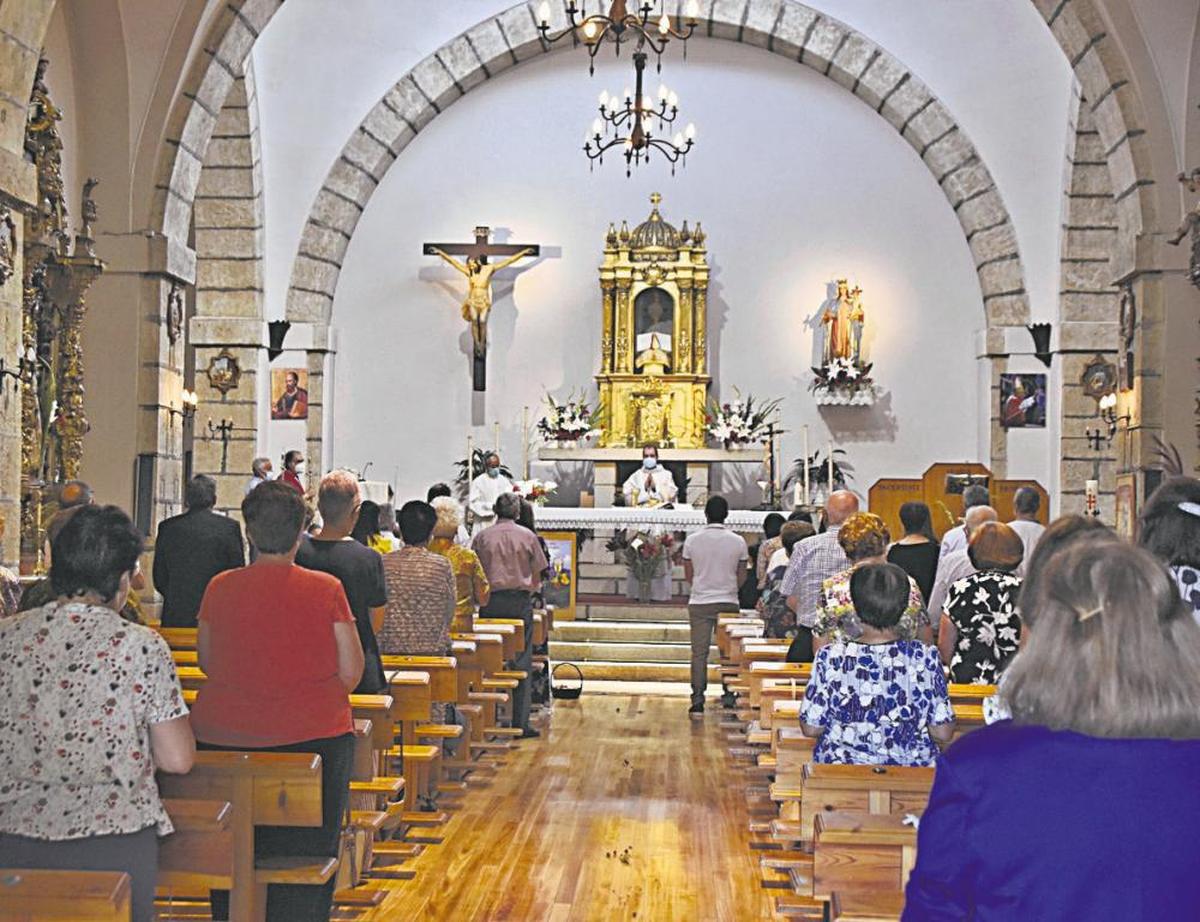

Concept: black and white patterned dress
[[945, 570, 1023, 685]]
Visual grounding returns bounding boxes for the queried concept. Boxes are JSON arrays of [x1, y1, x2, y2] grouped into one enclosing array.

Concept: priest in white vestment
[[623, 446, 679, 507], [623, 446, 678, 601], [469, 452, 514, 535]]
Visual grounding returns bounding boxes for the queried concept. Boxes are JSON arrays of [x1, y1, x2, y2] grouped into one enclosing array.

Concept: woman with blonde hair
[[429, 496, 490, 634], [812, 511, 930, 650], [904, 541, 1200, 919]]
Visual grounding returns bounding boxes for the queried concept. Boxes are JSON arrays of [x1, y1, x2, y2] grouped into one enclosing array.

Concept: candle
[[802, 425, 810, 506], [1085, 479, 1099, 517], [494, 422, 500, 454], [467, 434, 474, 481], [827, 441, 834, 495], [522, 406, 530, 479]]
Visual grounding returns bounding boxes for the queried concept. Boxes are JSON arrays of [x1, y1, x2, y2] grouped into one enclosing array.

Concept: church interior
[[2, 1, 1200, 920]]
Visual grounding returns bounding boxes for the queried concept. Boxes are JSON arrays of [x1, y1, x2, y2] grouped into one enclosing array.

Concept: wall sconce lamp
[[1098, 392, 1130, 442], [167, 389, 199, 424], [0, 347, 38, 393]]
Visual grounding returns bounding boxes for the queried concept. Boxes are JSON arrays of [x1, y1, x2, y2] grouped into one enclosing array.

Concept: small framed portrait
[[538, 531, 577, 620], [1080, 354, 1118, 401], [999, 373, 1047, 429], [205, 348, 241, 395], [271, 368, 309, 420]]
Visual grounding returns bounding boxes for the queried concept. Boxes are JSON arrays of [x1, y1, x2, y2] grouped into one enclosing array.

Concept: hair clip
[[1178, 502, 1200, 518], [1077, 606, 1103, 623]]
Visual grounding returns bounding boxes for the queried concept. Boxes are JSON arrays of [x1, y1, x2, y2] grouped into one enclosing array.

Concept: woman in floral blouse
[[0, 505, 195, 922], [941, 521, 1024, 684], [800, 563, 954, 765], [813, 512, 931, 650]]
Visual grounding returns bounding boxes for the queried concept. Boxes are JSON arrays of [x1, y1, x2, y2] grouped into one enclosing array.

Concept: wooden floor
[[359, 694, 775, 921]]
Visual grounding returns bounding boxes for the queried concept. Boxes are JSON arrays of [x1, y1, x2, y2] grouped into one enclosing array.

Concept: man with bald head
[[780, 491, 860, 662], [927, 504, 998, 619]]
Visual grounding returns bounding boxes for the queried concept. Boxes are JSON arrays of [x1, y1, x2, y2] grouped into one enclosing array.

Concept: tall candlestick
[[494, 422, 500, 454], [827, 441, 834, 496], [522, 406, 530, 479], [802, 425, 810, 506], [467, 434, 474, 482]]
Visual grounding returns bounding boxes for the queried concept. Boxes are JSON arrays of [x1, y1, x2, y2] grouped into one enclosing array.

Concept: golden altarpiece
[[596, 193, 710, 448], [538, 194, 763, 509]]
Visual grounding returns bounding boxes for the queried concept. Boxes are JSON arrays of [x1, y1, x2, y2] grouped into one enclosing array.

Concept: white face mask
[[643, 457, 658, 470]]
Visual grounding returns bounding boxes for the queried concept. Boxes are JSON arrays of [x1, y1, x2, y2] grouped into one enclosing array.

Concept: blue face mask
[[642, 457, 657, 470], [487, 467, 499, 478]]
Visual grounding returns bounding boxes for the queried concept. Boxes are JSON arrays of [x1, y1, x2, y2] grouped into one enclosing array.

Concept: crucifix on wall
[[424, 226, 540, 391]]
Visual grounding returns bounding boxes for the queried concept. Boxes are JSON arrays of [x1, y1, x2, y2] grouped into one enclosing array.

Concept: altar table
[[532, 506, 771, 533]]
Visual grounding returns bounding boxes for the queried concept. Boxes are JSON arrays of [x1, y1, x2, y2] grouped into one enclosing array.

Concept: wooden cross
[[424, 226, 541, 392]]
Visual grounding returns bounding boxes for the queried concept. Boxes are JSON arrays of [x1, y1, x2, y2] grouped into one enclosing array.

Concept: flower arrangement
[[782, 449, 853, 501], [536, 391, 598, 443], [514, 478, 558, 506], [704, 390, 782, 448], [811, 357, 874, 393], [605, 528, 678, 589]]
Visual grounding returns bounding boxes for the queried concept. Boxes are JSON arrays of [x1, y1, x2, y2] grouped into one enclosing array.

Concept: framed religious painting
[[1114, 473, 1137, 540], [271, 368, 309, 420], [538, 530, 577, 621], [999, 373, 1047, 428]]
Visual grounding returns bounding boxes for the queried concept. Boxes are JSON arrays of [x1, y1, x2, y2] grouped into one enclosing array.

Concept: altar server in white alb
[[469, 452, 514, 534], [623, 445, 679, 507]]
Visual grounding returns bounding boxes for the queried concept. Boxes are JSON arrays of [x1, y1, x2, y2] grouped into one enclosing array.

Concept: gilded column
[[615, 280, 632, 373], [600, 282, 615, 374], [693, 288, 707, 375], [676, 286, 693, 372]]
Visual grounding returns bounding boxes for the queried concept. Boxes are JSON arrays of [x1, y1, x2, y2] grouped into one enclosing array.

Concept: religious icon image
[[811, 279, 874, 405], [999, 373, 1046, 428], [205, 348, 241, 396], [271, 368, 309, 420], [634, 287, 674, 357]]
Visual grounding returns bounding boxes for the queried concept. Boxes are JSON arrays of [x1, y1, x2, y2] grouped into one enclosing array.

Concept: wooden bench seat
[[812, 811, 918, 900], [796, 764, 934, 840], [830, 889, 905, 921], [157, 750, 330, 922], [254, 855, 340, 886], [0, 869, 131, 921]]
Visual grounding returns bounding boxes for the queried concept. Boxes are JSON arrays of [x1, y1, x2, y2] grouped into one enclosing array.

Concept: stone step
[[559, 660, 720, 683], [579, 602, 690, 621], [551, 640, 716, 665], [578, 562, 687, 580], [552, 620, 693, 643], [577, 576, 689, 596]]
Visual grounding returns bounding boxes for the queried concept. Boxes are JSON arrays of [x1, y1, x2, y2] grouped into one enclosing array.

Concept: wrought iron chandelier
[[583, 50, 694, 176], [537, 1, 701, 75]]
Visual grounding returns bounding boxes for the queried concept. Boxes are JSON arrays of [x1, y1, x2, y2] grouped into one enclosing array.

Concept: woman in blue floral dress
[[801, 563, 955, 766]]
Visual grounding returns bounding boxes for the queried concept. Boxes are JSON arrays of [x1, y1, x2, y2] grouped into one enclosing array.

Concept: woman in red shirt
[[190, 481, 364, 921]]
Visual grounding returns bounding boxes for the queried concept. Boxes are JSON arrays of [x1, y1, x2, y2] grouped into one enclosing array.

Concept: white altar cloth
[[532, 506, 771, 533]]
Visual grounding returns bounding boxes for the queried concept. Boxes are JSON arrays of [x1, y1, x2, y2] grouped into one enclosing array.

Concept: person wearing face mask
[[280, 449, 305, 495], [623, 445, 679, 508], [468, 452, 514, 535]]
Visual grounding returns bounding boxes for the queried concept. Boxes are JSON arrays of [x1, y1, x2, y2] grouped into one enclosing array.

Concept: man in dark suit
[[153, 474, 245, 627]]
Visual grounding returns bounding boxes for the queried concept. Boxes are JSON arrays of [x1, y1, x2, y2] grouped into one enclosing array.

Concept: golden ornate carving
[[595, 193, 711, 448], [19, 58, 106, 568], [206, 348, 242, 395], [693, 289, 707, 374]]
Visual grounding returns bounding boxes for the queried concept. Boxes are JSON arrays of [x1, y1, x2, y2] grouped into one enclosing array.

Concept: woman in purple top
[[904, 540, 1200, 921]]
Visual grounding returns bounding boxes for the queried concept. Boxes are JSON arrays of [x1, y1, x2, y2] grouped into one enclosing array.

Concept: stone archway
[[284, 1, 1031, 333]]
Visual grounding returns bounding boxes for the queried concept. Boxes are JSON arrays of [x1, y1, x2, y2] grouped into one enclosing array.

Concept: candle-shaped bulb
[[582, 19, 598, 40], [599, 89, 610, 109], [623, 86, 632, 102], [537, 1, 551, 25], [592, 117, 603, 136], [684, 0, 700, 21], [685, 122, 696, 139], [658, 12, 670, 34], [668, 90, 678, 108]]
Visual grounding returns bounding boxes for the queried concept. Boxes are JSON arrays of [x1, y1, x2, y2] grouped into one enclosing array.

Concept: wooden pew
[[747, 662, 810, 715], [812, 811, 917, 901], [154, 626, 197, 650], [157, 751, 333, 922], [0, 870, 131, 921], [830, 890, 904, 922], [157, 798, 233, 895], [777, 764, 934, 840]]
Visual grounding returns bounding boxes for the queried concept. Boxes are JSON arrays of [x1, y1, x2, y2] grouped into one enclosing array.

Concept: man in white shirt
[[682, 495, 749, 715], [939, 484, 991, 559], [928, 505, 998, 618], [245, 456, 273, 495], [623, 445, 679, 507], [468, 452, 513, 535], [1007, 486, 1045, 576]]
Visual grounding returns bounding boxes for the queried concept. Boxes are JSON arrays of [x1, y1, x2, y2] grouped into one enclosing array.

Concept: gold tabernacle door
[[596, 193, 711, 449]]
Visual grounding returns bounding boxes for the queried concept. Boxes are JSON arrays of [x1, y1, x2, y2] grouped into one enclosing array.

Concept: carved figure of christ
[[424, 226, 541, 392]]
